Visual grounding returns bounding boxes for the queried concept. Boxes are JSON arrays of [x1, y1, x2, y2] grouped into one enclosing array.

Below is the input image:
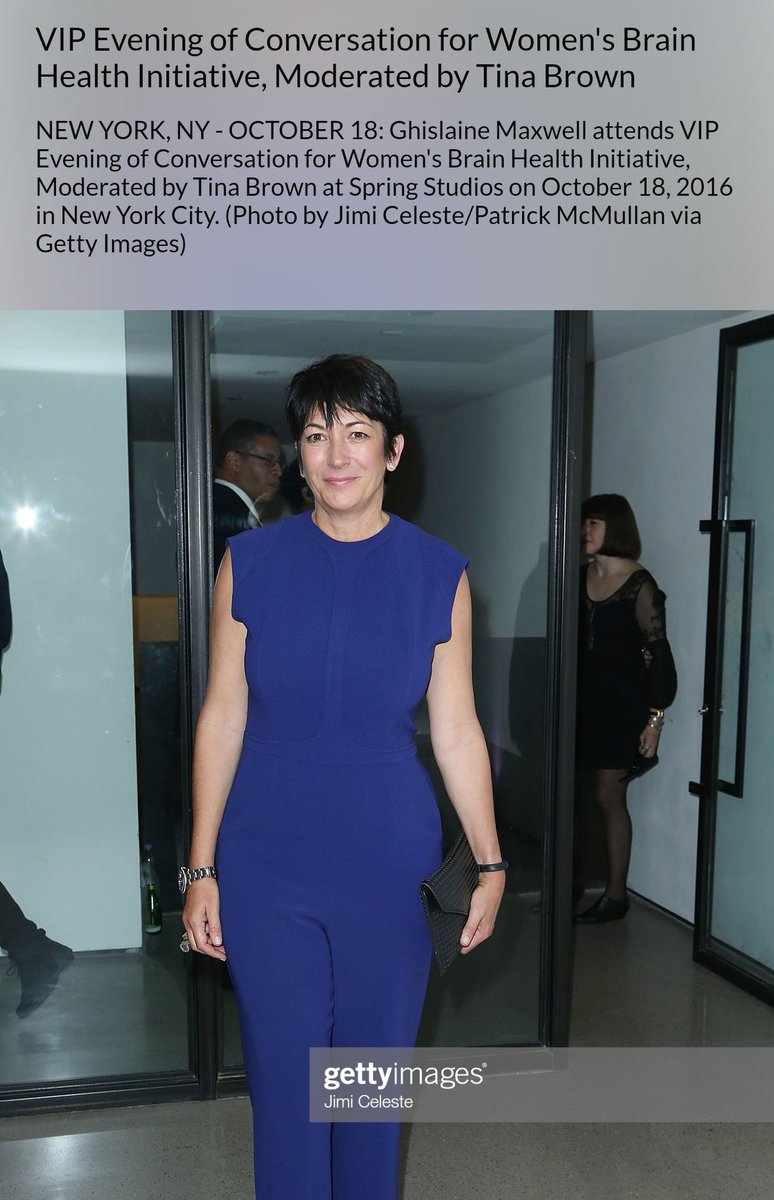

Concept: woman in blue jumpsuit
[[182, 355, 505, 1199]]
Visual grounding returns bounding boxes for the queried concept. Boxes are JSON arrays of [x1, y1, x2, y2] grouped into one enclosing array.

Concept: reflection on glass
[[209, 312, 555, 1053], [0, 310, 189, 1086], [711, 337, 774, 971], [14, 506, 38, 532]]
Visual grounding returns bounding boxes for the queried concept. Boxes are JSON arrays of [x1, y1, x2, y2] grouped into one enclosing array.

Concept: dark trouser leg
[[0, 881, 43, 959], [592, 768, 632, 901], [1, 881, 74, 1017]]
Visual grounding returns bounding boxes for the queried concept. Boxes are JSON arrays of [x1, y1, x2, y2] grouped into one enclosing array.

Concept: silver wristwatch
[[178, 865, 217, 895]]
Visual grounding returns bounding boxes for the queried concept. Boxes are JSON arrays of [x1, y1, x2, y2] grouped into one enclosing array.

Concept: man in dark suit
[[0, 548, 74, 1017], [213, 420, 283, 564]]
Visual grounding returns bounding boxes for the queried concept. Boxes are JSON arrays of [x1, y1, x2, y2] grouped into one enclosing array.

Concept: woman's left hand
[[460, 873, 505, 955], [638, 722, 661, 758]]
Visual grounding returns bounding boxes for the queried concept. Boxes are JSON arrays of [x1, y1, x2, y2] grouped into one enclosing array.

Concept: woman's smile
[[298, 406, 402, 532]]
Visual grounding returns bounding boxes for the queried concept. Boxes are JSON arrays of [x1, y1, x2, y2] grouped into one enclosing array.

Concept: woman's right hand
[[182, 879, 227, 961], [459, 872, 505, 956], [638, 721, 661, 759]]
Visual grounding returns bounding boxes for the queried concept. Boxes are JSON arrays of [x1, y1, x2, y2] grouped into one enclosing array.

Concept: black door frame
[[692, 312, 774, 1006], [540, 311, 586, 1045], [173, 312, 224, 1096]]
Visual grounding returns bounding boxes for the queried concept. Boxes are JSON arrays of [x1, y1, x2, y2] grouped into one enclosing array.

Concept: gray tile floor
[[2, 896, 774, 1199], [571, 894, 774, 1046], [2, 1101, 774, 1200]]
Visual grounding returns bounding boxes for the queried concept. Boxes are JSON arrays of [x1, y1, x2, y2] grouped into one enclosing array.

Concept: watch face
[[177, 866, 188, 896]]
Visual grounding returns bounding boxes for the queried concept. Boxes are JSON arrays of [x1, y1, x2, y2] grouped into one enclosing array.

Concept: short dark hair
[[215, 419, 277, 470], [581, 493, 641, 559], [284, 354, 403, 455]]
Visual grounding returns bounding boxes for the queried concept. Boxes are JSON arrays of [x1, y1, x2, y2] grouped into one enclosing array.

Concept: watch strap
[[179, 865, 217, 894]]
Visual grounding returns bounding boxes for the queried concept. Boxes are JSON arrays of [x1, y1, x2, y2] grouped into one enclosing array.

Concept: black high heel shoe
[[574, 894, 629, 924]]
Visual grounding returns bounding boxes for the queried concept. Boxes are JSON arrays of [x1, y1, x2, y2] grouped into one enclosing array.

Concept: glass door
[[693, 314, 774, 1002], [0, 311, 197, 1112], [206, 311, 584, 1065]]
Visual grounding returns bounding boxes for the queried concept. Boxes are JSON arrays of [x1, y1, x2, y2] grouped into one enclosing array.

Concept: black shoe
[[8, 938, 74, 1018], [574, 894, 629, 924]]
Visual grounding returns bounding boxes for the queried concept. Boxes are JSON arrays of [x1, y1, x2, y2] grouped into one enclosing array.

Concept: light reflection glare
[[15, 505, 38, 531]]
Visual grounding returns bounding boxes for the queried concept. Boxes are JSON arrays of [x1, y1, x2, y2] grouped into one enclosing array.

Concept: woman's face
[[581, 516, 606, 555], [298, 407, 403, 516]]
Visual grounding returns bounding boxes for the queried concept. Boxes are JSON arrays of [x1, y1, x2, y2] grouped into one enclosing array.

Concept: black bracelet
[[478, 860, 509, 872]]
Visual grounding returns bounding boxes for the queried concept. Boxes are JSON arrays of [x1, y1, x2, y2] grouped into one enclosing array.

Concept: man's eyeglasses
[[239, 451, 283, 470]]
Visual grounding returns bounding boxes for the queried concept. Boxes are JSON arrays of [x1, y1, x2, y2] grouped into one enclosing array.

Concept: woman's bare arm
[[426, 572, 505, 953], [183, 551, 248, 959]]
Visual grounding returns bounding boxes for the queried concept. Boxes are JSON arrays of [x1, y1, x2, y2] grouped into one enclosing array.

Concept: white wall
[[408, 376, 552, 777], [408, 373, 553, 839], [411, 374, 553, 641], [0, 311, 141, 951], [590, 312, 763, 919]]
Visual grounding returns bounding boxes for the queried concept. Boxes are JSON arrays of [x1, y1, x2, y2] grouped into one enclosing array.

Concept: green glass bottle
[[146, 882, 162, 934]]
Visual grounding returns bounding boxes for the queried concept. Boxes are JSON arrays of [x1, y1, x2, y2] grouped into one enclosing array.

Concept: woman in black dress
[[575, 494, 677, 923]]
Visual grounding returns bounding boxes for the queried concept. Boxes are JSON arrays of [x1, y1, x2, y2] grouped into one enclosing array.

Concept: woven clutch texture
[[420, 831, 479, 975]]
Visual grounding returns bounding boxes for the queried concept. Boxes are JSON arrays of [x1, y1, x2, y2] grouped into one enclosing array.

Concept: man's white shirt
[[214, 478, 262, 527]]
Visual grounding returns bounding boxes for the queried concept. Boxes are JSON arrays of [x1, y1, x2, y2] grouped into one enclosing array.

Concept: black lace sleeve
[[635, 576, 677, 708]]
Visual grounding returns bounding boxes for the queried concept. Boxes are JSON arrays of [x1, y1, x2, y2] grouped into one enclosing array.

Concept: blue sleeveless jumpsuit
[[216, 511, 468, 1200]]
